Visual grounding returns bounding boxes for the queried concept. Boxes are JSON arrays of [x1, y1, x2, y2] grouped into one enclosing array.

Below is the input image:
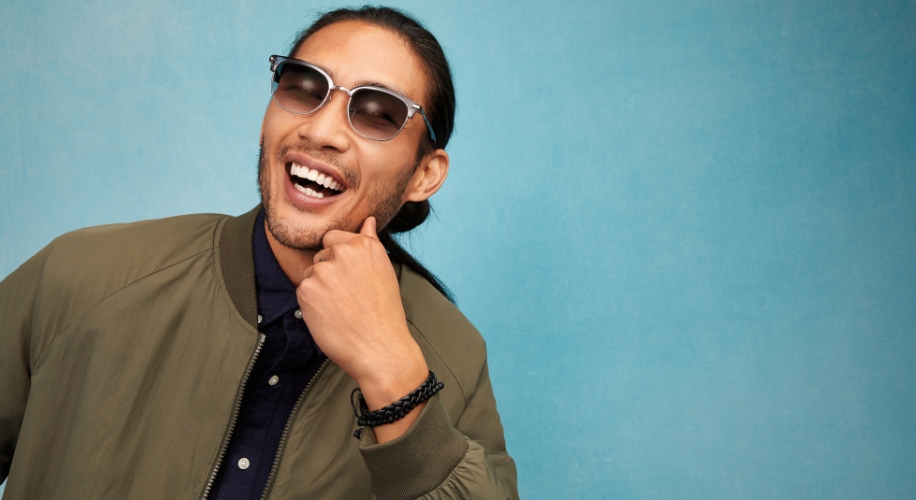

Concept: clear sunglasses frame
[[269, 55, 437, 143]]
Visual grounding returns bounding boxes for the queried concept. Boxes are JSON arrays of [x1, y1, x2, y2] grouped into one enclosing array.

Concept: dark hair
[[290, 6, 456, 302]]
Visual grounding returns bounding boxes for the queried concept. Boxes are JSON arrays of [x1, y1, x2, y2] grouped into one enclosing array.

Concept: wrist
[[356, 357, 429, 411], [351, 371, 444, 440]]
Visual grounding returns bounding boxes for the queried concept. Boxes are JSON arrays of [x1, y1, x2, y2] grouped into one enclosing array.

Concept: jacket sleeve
[[358, 361, 518, 500], [0, 245, 52, 482]]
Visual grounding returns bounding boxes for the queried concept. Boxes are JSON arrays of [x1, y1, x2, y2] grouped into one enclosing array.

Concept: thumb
[[360, 216, 378, 238]]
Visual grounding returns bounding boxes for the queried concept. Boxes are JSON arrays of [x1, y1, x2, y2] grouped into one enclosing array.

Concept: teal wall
[[1, 1, 914, 498]]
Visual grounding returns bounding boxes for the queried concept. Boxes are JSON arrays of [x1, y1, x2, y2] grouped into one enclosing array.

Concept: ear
[[403, 149, 450, 203]]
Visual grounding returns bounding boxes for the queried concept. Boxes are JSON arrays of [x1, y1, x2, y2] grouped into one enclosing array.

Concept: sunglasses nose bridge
[[328, 85, 354, 101], [314, 86, 355, 128]]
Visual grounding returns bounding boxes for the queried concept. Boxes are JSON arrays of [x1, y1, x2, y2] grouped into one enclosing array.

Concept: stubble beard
[[257, 141, 414, 252]]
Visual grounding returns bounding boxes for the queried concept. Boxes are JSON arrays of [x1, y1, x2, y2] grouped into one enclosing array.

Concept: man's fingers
[[322, 217, 377, 249], [302, 265, 314, 280], [322, 229, 359, 249], [360, 216, 378, 238], [313, 247, 332, 264]]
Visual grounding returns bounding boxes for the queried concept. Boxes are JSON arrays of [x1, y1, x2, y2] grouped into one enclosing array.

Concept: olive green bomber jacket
[[0, 208, 518, 499]]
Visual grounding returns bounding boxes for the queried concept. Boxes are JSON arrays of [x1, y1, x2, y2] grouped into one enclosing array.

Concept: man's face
[[259, 20, 436, 251]]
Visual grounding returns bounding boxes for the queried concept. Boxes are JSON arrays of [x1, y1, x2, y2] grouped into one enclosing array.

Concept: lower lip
[[283, 165, 343, 208]]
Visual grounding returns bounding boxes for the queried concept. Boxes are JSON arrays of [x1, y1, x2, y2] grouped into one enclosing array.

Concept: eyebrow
[[317, 63, 415, 102], [353, 80, 412, 98]]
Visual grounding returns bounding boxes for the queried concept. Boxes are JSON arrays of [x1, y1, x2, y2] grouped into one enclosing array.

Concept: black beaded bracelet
[[351, 371, 444, 439]]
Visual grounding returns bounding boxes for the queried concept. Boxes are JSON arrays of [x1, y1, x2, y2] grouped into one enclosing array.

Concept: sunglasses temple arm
[[419, 110, 437, 144]]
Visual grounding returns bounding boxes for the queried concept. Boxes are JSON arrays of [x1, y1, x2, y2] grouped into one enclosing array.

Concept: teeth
[[294, 182, 324, 198], [289, 162, 343, 193], [290, 163, 307, 178]]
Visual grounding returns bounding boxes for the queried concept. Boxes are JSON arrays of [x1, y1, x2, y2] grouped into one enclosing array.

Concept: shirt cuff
[[358, 393, 469, 500]]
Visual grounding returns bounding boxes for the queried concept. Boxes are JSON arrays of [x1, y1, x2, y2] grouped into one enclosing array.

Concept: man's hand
[[297, 217, 429, 442]]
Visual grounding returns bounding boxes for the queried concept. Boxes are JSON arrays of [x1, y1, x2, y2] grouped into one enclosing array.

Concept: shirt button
[[257, 314, 263, 324], [294, 309, 302, 319], [268, 375, 280, 386], [238, 457, 250, 470]]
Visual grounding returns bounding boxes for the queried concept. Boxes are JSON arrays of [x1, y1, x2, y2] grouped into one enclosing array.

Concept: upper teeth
[[290, 163, 343, 192]]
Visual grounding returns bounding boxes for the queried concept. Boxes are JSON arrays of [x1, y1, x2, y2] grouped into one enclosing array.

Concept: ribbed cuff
[[359, 393, 469, 500]]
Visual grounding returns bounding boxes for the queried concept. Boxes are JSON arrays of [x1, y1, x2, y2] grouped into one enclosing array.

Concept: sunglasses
[[269, 55, 437, 143]]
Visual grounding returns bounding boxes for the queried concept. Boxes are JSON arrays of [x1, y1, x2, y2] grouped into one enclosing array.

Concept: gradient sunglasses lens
[[272, 62, 330, 113], [348, 88, 410, 140]]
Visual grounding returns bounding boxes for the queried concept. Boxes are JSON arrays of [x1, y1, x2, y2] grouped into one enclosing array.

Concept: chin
[[264, 201, 358, 252]]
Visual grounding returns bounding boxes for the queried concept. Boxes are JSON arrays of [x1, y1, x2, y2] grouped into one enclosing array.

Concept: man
[[0, 6, 517, 499]]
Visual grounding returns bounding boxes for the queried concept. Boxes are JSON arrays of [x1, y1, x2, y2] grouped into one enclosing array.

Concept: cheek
[[261, 107, 295, 150], [366, 156, 417, 203]]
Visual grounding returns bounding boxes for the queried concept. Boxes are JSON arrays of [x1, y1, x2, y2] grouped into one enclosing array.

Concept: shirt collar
[[252, 209, 300, 326]]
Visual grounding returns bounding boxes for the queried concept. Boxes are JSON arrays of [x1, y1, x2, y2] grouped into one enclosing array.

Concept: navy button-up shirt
[[210, 210, 326, 500]]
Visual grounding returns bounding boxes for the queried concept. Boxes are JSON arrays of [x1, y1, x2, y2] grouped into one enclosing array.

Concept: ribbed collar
[[218, 205, 261, 329]]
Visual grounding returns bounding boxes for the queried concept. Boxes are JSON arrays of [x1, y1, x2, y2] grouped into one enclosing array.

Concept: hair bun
[[386, 200, 430, 234]]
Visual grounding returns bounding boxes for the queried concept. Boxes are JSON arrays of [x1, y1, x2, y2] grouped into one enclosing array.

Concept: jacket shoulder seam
[[32, 247, 212, 368]]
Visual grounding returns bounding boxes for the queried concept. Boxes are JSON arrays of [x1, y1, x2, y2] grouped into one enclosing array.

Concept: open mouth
[[288, 163, 345, 199]]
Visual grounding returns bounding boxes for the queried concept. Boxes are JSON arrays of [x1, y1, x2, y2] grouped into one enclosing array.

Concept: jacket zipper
[[259, 358, 331, 500], [200, 332, 267, 500]]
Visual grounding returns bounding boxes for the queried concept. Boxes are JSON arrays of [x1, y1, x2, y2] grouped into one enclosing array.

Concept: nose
[[295, 88, 352, 152]]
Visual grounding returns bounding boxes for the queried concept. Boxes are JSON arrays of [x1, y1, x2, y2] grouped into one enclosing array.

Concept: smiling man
[[0, 6, 517, 500]]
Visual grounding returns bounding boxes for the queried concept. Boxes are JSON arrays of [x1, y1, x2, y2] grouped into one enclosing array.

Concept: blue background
[[1, 1, 914, 498]]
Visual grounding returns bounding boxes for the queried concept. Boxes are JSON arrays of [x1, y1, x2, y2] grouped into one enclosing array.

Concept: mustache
[[276, 143, 361, 190]]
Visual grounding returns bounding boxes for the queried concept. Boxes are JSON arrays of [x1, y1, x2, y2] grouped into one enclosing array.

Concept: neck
[[263, 218, 316, 286]]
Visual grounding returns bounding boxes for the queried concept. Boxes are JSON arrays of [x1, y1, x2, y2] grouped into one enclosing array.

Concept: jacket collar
[[218, 205, 261, 329]]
